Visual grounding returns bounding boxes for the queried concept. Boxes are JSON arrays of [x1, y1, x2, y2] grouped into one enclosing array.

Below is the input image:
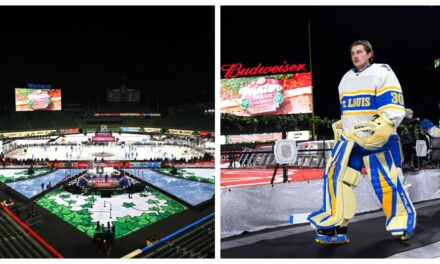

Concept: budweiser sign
[[221, 61, 307, 78], [240, 77, 283, 115]]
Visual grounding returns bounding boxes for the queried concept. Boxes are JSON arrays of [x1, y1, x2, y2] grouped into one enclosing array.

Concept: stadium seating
[[6, 115, 31, 131], [0, 208, 54, 258], [143, 218, 214, 258], [0, 108, 213, 136]]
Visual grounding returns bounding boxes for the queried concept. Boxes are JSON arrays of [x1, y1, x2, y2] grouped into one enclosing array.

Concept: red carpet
[[221, 167, 324, 188]]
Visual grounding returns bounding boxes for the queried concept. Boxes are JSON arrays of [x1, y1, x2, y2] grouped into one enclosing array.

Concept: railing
[[222, 148, 333, 169], [122, 212, 215, 258], [222, 137, 440, 171]]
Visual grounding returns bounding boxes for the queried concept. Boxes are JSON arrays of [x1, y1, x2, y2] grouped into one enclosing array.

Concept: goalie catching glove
[[348, 113, 395, 150]]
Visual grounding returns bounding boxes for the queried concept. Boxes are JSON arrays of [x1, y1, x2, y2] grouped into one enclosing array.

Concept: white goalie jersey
[[338, 63, 406, 133]]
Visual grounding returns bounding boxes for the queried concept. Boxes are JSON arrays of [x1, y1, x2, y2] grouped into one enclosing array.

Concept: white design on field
[[48, 191, 169, 224]]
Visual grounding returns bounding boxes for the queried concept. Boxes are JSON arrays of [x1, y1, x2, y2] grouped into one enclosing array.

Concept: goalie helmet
[[349, 113, 395, 150]]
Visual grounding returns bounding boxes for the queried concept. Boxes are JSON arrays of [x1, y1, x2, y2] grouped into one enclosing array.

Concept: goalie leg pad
[[342, 167, 361, 186], [363, 150, 416, 234], [308, 140, 360, 229]]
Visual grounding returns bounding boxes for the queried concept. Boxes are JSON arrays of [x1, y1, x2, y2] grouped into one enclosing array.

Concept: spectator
[[171, 165, 178, 175], [397, 108, 419, 169], [28, 165, 35, 175], [101, 239, 110, 257], [228, 152, 235, 168], [421, 118, 440, 138], [421, 118, 440, 168]]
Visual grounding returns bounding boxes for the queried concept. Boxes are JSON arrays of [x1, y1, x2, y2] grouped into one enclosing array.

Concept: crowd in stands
[[0, 155, 213, 169], [2, 142, 49, 154], [1, 133, 212, 155], [0, 156, 49, 167], [161, 153, 214, 166], [0, 133, 214, 167], [397, 107, 440, 171]]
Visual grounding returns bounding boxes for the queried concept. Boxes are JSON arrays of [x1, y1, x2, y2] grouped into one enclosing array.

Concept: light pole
[[103, 201, 112, 219]]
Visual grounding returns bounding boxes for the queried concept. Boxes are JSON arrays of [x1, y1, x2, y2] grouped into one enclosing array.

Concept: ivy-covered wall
[[221, 113, 337, 140]]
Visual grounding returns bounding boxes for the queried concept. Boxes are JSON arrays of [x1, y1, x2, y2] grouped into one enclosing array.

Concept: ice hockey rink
[[4, 133, 206, 161]]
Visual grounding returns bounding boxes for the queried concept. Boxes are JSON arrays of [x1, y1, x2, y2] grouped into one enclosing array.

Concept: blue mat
[[6, 169, 85, 199], [124, 169, 214, 206]]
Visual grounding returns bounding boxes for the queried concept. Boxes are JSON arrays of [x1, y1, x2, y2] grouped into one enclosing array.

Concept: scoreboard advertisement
[[15, 88, 62, 111]]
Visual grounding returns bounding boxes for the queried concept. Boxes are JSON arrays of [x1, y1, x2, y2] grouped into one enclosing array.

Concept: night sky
[[0, 6, 214, 112], [221, 6, 440, 122]]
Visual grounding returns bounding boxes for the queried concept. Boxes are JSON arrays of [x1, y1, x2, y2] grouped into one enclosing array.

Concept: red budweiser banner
[[221, 61, 307, 79]]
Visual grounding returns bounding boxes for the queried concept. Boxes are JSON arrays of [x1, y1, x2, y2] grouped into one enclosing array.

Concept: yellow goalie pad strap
[[332, 119, 342, 141], [342, 167, 361, 186]]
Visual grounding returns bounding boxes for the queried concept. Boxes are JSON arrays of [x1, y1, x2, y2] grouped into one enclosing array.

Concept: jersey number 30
[[391, 92, 404, 104]]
